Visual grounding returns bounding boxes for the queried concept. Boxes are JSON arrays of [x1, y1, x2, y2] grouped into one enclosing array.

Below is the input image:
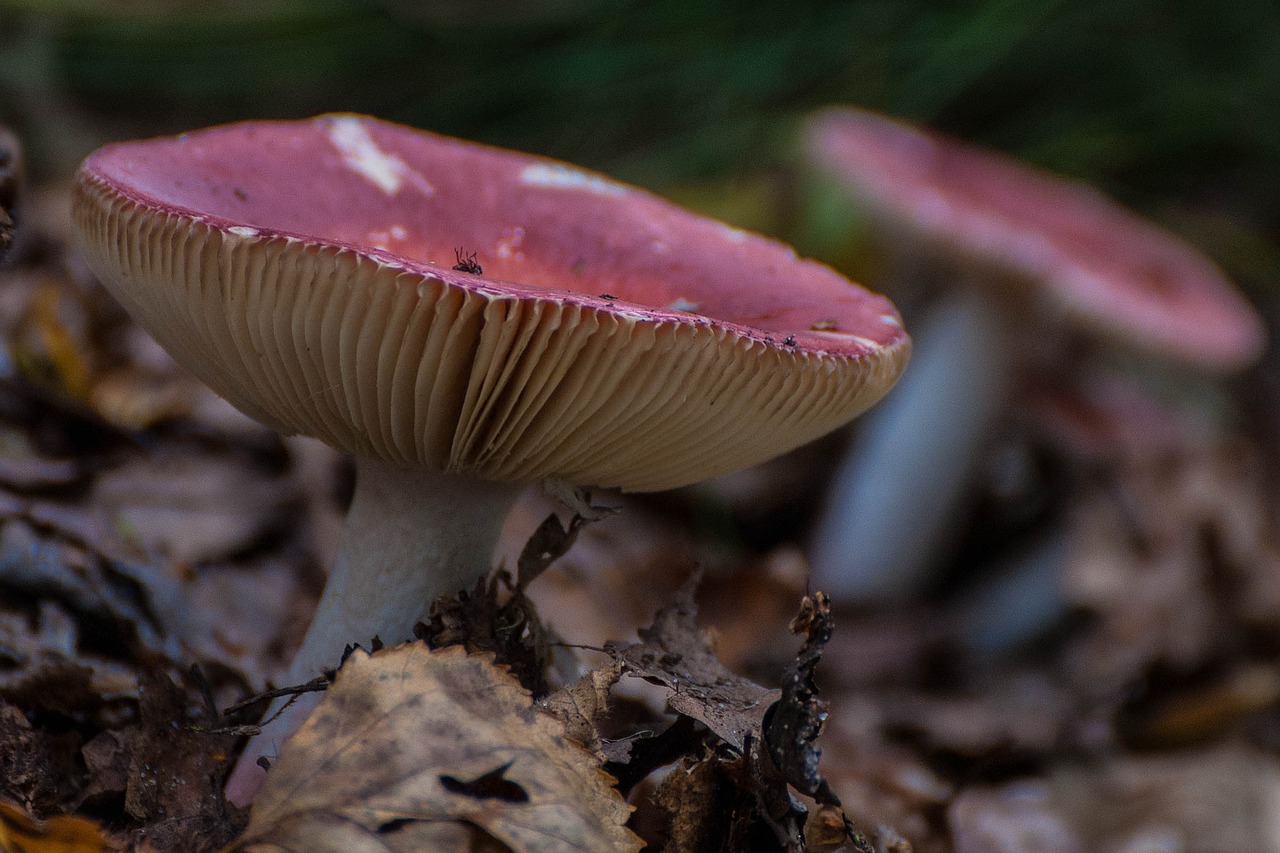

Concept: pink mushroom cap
[[74, 114, 909, 492], [806, 106, 1265, 372]]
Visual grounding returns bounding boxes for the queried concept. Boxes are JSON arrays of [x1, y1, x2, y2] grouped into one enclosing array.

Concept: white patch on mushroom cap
[[325, 116, 434, 197], [519, 163, 628, 197], [809, 329, 880, 349], [227, 226, 259, 237], [666, 297, 702, 312]]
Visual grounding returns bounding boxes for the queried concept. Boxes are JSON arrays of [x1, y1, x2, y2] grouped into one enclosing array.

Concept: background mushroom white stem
[[810, 288, 1012, 602], [948, 525, 1072, 658], [225, 458, 522, 806]]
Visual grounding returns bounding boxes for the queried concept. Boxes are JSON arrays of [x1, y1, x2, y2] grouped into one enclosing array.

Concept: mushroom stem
[[295, 458, 522, 678], [225, 457, 522, 806], [809, 289, 1011, 603]]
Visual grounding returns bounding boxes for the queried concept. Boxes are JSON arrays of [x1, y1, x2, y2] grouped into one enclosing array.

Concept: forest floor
[[3, 174, 1280, 852]]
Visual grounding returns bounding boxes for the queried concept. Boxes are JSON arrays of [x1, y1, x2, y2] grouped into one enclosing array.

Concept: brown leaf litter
[[607, 574, 871, 851], [0, 797, 108, 853], [227, 643, 642, 853]]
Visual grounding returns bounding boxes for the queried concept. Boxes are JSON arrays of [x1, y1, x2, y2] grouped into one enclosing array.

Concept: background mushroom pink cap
[[806, 106, 1265, 372], [73, 114, 909, 492]]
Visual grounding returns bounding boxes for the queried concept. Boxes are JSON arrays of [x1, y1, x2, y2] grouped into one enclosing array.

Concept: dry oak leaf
[[539, 658, 623, 756], [225, 644, 642, 853], [0, 799, 108, 853]]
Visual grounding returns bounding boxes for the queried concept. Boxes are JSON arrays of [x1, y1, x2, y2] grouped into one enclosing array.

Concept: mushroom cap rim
[[79, 129, 902, 362]]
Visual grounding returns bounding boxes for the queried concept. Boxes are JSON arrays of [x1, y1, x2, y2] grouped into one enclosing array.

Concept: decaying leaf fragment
[[540, 658, 623, 756], [227, 644, 642, 853], [764, 591, 838, 805], [0, 798, 108, 853], [418, 575, 555, 698], [515, 506, 605, 592], [608, 573, 778, 751], [623, 583, 869, 851], [751, 592, 866, 850]]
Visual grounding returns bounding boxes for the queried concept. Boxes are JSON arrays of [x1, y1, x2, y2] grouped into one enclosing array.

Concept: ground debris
[[516, 509, 592, 592], [88, 443, 296, 566], [947, 745, 1280, 853], [765, 592, 838, 804], [610, 578, 872, 850], [0, 797, 109, 853], [1061, 434, 1280, 699], [607, 571, 778, 752], [0, 701, 73, 814], [539, 658, 623, 756], [228, 644, 642, 853], [121, 671, 240, 852], [416, 572, 557, 699]]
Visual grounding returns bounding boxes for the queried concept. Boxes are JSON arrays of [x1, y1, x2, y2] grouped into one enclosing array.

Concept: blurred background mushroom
[[803, 107, 1264, 617]]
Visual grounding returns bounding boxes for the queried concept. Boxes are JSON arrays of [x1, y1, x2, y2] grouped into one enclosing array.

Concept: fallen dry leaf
[[124, 671, 239, 852], [539, 658, 623, 756], [0, 701, 71, 814], [516, 511, 585, 591], [947, 745, 1280, 853], [608, 573, 777, 752], [0, 798, 108, 853], [617, 583, 873, 851], [227, 644, 642, 853]]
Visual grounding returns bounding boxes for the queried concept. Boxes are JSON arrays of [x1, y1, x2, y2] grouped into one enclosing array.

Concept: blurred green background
[[2, 0, 1277, 298]]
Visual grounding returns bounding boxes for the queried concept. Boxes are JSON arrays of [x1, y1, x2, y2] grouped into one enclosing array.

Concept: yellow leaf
[[28, 284, 91, 400], [0, 800, 109, 853], [225, 644, 642, 853]]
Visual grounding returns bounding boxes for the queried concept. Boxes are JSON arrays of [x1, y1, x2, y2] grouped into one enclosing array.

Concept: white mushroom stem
[[948, 525, 1071, 658], [809, 289, 1012, 603], [225, 457, 522, 806]]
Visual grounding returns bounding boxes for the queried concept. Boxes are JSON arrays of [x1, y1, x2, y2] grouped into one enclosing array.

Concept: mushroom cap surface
[[75, 114, 908, 492], [806, 106, 1264, 372]]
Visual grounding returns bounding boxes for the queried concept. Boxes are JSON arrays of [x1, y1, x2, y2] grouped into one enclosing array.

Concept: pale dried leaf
[[229, 644, 641, 853], [539, 658, 622, 754]]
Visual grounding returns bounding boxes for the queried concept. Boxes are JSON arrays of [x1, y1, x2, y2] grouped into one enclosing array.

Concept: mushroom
[[803, 106, 1264, 603], [71, 114, 910, 803]]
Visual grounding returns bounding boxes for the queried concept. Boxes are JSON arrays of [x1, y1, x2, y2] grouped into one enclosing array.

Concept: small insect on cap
[[807, 106, 1264, 372], [73, 114, 910, 491]]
